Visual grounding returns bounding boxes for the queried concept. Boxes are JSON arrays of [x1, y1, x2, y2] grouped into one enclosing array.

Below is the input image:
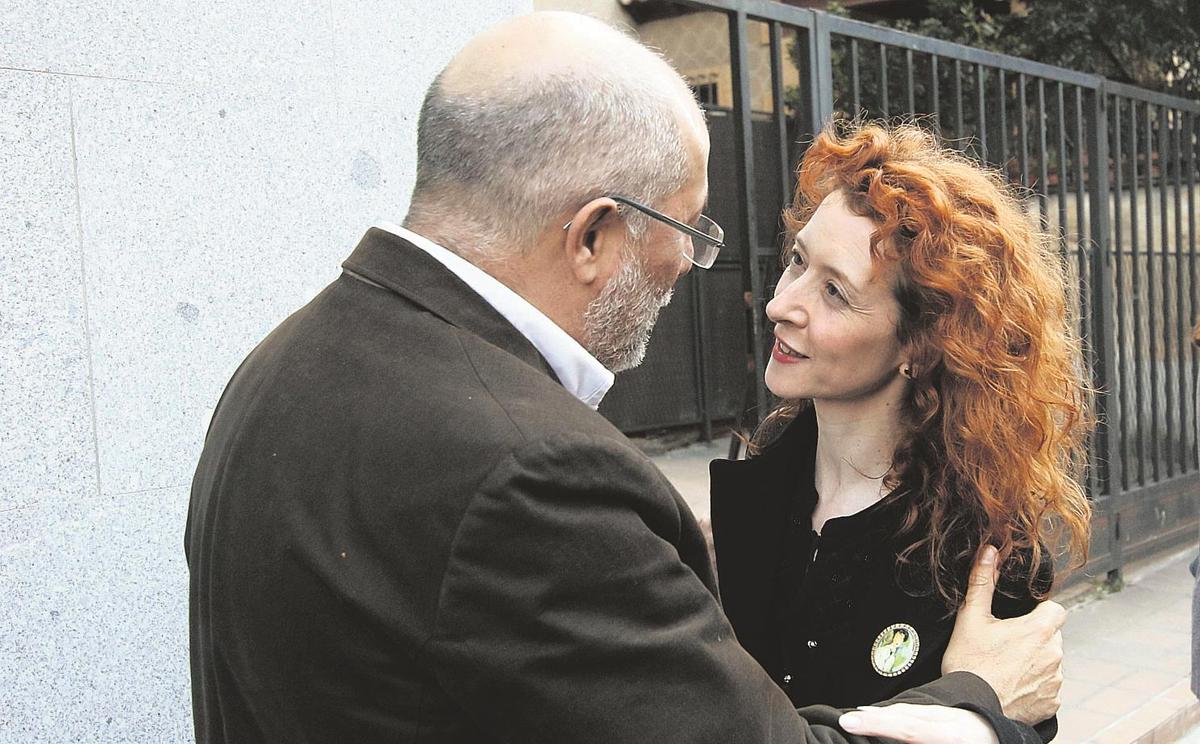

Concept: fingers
[[839, 705, 998, 744], [1025, 600, 1067, 643], [959, 544, 999, 617], [1032, 600, 1067, 630], [839, 706, 919, 741]]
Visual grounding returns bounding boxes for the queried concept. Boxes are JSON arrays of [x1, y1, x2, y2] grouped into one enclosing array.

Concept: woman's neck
[[810, 391, 905, 533]]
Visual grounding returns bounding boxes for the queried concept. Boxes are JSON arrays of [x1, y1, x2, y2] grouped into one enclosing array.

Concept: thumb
[[959, 544, 999, 618]]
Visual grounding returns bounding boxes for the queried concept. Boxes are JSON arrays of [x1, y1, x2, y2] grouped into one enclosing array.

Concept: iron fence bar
[[930, 54, 940, 127], [851, 38, 861, 117], [1018, 73, 1029, 188], [1089, 85, 1116, 497], [1075, 86, 1088, 327], [821, 13, 1105, 88], [768, 18, 795, 435], [770, 21, 793, 214], [1130, 98, 1146, 486], [1074, 86, 1093, 493], [1056, 83, 1068, 256], [1146, 102, 1161, 482], [879, 43, 889, 118], [905, 48, 915, 114], [977, 64, 988, 163], [1102, 79, 1200, 114], [676, 0, 815, 28], [729, 10, 769, 423], [955, 60, 964, 144], [1112, 95, 1129, 492], [688, 273, 713, 441], [999, 69, 1008, 172], [810, 11, 835, 128], [1160, 104, 1176, 478], [1174, 110, 1188, 472], [1038, 79, 1049, 222], [1190, 111, 1198, 470]]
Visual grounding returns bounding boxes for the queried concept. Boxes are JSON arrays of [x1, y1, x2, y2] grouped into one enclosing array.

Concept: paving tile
[[1160, 679, 1200, 706], [1113, 669, 1191, 695], [1154, 704, 1200, 743], [1079, 682, 1159, 717], [1061, 677, 1104, 707], [1133, 696, 1194, 735], [1063, 656, 1133, 686], [1093, 717, 1157, 744], [1057, 706, 1113, 741], [1133, 650, 1189, 677]]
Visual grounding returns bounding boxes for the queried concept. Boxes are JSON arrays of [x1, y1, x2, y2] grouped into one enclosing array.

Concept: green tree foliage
[[886, 0, 1200, 98]]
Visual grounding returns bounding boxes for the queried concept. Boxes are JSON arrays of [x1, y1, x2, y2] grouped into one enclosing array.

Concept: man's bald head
[[438, 12, 694, 105], [404, 11, 706, 261]]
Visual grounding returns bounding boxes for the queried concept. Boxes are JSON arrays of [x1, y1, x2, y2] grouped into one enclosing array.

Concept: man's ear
[[562, 198, 625, 286]]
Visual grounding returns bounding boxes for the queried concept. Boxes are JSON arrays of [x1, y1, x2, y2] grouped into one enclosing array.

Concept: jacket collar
[[341, 228, 559, 383]]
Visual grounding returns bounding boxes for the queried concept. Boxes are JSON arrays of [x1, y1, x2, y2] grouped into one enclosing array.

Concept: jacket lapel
[[710, 409, 817, 671], [341, 228, 560, 384]]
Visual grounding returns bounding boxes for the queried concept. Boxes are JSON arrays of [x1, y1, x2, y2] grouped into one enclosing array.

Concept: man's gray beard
[[581, 248, 675, 373]]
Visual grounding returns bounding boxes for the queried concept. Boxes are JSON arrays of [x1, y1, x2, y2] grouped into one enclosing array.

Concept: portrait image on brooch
[[871, 623, 920, 677]]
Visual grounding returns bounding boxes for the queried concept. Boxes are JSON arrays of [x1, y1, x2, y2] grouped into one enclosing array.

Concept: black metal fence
[[599, 0, 1199, 575]]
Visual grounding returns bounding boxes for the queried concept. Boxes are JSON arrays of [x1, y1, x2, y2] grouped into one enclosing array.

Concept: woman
[[711, 122, 1092, 740]]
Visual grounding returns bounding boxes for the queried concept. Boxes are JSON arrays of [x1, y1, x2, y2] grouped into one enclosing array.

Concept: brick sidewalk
[[1054, 548, 1197, 743], [647, 439, 1199, 743]]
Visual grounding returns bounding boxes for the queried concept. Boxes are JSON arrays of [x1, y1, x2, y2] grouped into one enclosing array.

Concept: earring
[[900, 365, 912, 379]]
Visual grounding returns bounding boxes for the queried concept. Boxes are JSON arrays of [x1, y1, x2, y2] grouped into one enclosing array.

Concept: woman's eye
[[825, 282, 846, 302], [788, 250, 805, 268]]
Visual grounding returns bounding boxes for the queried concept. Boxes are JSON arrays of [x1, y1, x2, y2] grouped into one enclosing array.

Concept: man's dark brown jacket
[[185, 228, 1013, 743]]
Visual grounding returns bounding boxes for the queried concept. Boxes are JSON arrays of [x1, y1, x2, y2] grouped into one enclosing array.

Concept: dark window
[[694, 82, 718, 105]]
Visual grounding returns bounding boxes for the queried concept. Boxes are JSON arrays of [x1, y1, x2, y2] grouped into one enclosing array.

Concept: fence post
[[1087, 81, 1123, 578], [808, 11, 835, 132], [729, 10, 770, 423]]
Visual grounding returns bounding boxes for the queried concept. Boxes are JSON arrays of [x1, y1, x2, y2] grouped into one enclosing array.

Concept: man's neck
[[396, 220, 590, 351]]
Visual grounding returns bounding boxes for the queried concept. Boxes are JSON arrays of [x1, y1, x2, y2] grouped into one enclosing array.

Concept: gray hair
[[406, 66, 695, 260]]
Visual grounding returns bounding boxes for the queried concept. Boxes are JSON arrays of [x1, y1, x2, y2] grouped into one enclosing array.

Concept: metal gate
[[598, 0, 1199, 576]]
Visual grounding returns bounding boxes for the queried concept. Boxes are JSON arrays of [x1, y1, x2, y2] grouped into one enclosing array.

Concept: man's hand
[[840, 704, 999, 744], [942, 545, 1066, 723]]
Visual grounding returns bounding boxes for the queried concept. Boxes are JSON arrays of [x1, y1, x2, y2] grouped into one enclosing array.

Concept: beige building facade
[[534, 0, 801, 113]]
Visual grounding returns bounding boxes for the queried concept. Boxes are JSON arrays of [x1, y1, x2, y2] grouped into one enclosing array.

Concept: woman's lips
[[771, 339, 808, 364]]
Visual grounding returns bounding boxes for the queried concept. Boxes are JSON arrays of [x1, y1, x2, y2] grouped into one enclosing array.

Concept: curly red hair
[[756, 121, 1093, 608]]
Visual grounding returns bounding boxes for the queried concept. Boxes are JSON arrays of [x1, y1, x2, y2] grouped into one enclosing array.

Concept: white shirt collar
[[371, 222, 615, 409]]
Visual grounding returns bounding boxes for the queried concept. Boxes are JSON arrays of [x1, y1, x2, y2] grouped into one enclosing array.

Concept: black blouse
[[711, 406, 1056, 741]]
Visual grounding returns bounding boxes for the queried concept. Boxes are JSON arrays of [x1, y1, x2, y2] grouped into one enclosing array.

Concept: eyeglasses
[[562, 195, 725, 269]]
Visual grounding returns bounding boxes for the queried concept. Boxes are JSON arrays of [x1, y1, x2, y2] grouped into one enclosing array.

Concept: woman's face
[[764, 190, 907, 404]]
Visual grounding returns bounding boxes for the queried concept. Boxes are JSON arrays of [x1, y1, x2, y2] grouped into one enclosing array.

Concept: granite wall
[[0, 1, 531, 740]]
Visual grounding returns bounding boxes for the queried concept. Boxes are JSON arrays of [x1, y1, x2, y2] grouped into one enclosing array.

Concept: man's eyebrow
[[793, 234, 862, 294]]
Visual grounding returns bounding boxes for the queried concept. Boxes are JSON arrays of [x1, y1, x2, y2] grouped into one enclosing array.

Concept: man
[[186, 12, 1065, 743]]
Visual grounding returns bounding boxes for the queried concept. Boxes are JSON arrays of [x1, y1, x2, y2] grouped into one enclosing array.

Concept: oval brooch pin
[[870, 623, 919, 677]]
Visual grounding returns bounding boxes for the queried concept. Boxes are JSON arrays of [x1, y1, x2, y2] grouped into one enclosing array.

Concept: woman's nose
[[766, 280, 808, 327]]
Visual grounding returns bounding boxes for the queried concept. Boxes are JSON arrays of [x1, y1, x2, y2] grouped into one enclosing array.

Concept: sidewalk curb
[[1137, 699, 1200, 744]]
